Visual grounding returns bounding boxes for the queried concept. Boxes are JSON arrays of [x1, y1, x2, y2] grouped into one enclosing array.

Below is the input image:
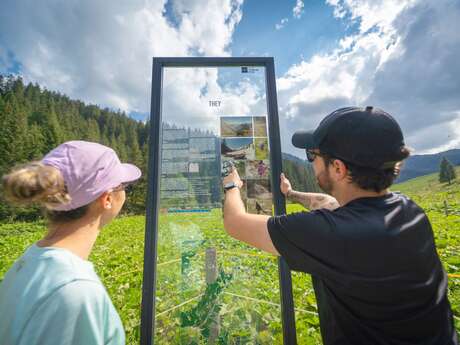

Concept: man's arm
[[280, 173, 339, 210], [222, 169, 279, 256], [287, 190, 340, 210]]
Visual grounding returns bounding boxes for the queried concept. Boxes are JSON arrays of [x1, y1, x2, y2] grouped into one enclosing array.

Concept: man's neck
[[334, 187, 390, 207]]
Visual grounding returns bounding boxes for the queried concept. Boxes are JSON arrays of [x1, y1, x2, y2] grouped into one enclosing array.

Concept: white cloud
[[161, 67, 266, 133], [0, 0, 244, 113], [172, 0, 243, 56], [326, 0, 418, 33], [278, 0, 460, 155], [275, 18, 289, 30], [293, 0, 305, 19], [406, 114, 460, 154]]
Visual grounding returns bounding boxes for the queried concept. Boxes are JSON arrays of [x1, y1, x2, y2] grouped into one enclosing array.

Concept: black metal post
[[140, 58, 163, 345], [265, 57, 298, 345]]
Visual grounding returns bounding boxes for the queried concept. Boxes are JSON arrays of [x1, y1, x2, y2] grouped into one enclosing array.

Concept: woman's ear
[[98, 191, 114, 210]]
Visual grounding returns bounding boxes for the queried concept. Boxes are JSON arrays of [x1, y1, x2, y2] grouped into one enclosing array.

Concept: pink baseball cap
[[42, 141, 142, 211]]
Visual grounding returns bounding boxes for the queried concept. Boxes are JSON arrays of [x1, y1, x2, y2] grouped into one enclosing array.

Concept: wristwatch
[[224, 181, 239, 192]]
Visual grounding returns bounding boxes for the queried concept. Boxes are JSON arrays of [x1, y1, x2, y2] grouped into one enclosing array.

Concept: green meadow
[[1, 168, 459, 344]]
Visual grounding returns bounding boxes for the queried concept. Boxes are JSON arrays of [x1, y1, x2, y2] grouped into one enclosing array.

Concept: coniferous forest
[[0, 75, 319, 222], [0, 75, 148, 221]]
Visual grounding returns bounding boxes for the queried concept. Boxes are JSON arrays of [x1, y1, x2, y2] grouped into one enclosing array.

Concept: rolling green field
[[1, 168, 459, 344], [392, 167, 460, 325]]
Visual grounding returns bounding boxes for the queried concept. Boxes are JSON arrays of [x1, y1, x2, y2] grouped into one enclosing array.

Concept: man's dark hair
[[323, 147, 411, 192]]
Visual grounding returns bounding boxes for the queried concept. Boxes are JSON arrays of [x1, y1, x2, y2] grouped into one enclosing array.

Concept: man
[[222, 106, 458, 344]]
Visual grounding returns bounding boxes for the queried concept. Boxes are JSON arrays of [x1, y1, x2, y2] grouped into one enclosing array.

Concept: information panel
[[152, 65, 282, 344]]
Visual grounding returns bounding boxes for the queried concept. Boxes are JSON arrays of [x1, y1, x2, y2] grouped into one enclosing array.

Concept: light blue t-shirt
[[0, 244, 125, 345]]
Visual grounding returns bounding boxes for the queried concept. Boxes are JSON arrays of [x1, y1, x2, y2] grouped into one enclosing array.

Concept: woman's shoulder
[[26, 244, 100, 282], [20, 279, 124, 345], [51, 279, 109, 308]]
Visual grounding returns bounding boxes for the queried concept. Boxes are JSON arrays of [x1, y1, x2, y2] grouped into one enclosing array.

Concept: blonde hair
[[2, 162, 71, 209]]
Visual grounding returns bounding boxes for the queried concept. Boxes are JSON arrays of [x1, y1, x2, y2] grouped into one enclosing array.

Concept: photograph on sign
[[253, 116, 268, 137], [247, 198, 272, 215], [220, 116, 254, 137], [246, 159, 270, 179], [221, 137, 255, 160], [255, 137, 269, 160], [247, 179, 272, 199], [188, 162, 199, 173]]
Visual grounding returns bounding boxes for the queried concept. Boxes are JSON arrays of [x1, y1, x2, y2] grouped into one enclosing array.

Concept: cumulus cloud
[[161, 67, 266, 133], [276, 0, 304, 31], [293, 0, 305, 19], [326, 0, 417, 33], [275, 18, 289, 30], [0, 0, 244, 113], [278, 0, 460, 155]]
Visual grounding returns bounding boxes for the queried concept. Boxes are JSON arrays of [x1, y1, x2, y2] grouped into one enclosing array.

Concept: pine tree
[[85, 118, 101, 142], [447, 162, 457, 184], [0, 94, 28, 170], [126, 123, 143, 166], [25, 124, 46, 160], [439, 157, 457, 185]]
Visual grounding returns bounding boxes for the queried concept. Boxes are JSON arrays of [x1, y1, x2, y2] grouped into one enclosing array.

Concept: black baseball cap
[[292, 106, 406, 169]]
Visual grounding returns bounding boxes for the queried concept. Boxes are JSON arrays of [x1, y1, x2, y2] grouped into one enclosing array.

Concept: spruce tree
[[446, 160, 457, 184], [25, 124, 46, 160], [439, 157, 456, 184], [0, 95, 28, 169]]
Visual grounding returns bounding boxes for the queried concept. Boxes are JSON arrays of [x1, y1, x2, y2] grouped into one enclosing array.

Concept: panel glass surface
[[153, 66, 282, 344]]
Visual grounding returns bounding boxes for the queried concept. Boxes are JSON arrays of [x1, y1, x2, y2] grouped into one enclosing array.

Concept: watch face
[[224, 182, 236, 189]]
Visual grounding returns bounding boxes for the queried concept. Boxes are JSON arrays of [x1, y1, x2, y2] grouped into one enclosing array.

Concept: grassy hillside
[[394, 167, 460, 326], [393, 166, 460, 215], [0, 171, 459, 344], [0, 208, 320, 345]]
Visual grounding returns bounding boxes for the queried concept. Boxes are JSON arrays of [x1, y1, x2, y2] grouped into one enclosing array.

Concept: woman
[[0, 140, 141, 345]]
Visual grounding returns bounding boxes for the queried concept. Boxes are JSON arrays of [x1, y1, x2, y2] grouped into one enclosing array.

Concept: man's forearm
[[223, 188, 246, 221], [287, 190, 339, 210]]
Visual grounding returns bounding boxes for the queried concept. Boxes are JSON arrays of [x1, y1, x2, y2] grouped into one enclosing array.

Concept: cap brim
[[292, 130, 316, 149], [120, 163, 142, 183]]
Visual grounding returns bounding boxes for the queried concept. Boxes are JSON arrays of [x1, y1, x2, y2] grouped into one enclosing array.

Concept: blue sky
[[232, 1, 357, 74], [1, 0, 459, 157]]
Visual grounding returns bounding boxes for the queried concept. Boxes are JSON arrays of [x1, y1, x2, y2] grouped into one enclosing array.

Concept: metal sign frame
[[141, 57, 297, 345]]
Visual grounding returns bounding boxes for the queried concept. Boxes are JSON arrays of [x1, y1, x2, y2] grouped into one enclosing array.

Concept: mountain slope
[[398, 149, 460, 182], [393, 166, 460, 214]]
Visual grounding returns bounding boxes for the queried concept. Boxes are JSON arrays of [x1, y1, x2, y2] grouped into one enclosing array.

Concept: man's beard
[[316, 169, 333, 194]]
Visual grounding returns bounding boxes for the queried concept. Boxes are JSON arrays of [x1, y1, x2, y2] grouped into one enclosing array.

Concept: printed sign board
[[142, 58, 297, 345]]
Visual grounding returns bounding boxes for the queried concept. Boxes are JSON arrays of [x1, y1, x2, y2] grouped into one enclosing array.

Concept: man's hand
[[223, 167, 244, 189], [280, 172, 340, 210], [280, 173, 292, 197]]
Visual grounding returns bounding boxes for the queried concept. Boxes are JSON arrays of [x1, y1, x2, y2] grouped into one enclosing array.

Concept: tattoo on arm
[[288, 190, 339, 210]]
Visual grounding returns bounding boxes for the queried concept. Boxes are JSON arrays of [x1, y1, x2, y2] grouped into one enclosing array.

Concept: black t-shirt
[[267, 193, 458, 345]]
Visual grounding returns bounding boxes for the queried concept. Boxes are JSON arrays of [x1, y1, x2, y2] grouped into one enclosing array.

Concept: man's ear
[[98, 191, 114, 210], [331, 159, 348, 181]]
